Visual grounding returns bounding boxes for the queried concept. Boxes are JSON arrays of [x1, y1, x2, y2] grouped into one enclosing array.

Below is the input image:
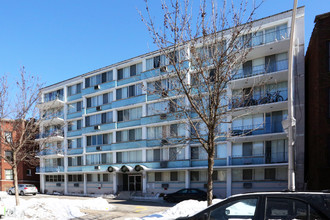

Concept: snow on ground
[[137, 199, 222, 220], [0, 192, 115, 220]]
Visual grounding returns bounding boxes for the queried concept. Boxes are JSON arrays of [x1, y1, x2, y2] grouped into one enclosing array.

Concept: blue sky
[[0, 0, 328, 88]]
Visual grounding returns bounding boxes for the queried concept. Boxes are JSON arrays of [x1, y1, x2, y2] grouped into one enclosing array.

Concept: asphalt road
[[21, 194, 175, 220]]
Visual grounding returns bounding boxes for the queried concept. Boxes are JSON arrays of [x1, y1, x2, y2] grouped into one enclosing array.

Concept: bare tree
[[140, 0, 262, 205], [0, 67, 42, 206]]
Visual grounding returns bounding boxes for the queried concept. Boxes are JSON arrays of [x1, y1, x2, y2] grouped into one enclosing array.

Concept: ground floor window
[[46, 175, 64, 182], [68, 174, 83, 182], [5, 169, 13, 180]]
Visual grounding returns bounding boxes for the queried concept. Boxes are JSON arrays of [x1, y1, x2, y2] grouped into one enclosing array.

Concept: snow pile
[[140, 199, 222, 220], [0, 192, 115, 220]]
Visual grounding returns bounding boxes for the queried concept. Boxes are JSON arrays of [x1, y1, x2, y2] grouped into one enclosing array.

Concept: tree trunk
[[13, 164, 20, 206], [207, 143, 215, 206]]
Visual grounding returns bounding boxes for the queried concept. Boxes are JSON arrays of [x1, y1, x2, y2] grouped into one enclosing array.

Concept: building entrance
[[122, 174, 142, 191]]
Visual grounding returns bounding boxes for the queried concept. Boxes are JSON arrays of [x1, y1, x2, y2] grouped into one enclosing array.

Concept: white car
[[8, 184, 38, 196]]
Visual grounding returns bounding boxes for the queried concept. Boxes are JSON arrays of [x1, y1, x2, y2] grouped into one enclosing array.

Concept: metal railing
[[233, 59, 288, 80], [231, 89, 288, 108]]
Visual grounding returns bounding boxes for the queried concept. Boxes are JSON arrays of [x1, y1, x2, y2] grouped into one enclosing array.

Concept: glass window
[[265, 198, 307, 219], [209, 198, 258, 219], [190, 171, 199, 181], [265, 168, 276, 180], [155, 172, 162, 181], [5, 169, 13, 180], [243, 169, 253, 180], [4, 132, 12, 143], [170, 172, 178, 181]]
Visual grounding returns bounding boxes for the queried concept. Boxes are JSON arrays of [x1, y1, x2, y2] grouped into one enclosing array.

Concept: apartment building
[[305, 12, 330, 190], [37, 8, 305, 197], [0, 119, 39, 191]]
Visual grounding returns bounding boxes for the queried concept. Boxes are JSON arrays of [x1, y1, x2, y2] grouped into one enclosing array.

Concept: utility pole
[[286, 0, 298, 192]]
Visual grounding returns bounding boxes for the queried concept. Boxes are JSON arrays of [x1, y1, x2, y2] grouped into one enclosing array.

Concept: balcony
[[231, 123, 284, 137], [40, 114, 65, 126], [37, 97, 65, 110], [231, 89, 288, 109], [232, 59, 288, 81], [38, 148, 64, 157], [36, 130, 64, 142], [246, 27, 290, 60], [36, 166, 64, 173]]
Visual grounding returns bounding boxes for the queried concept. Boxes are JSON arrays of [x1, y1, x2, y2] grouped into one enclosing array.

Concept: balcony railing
[[44, 94, 64, 103], [232, 59, 288, 80], [37, 130, 64, 139], [39, 149, 64, 156], [36, 166, 64, 173], [231, 89, 288, 108], [231, 123, 284, 137]]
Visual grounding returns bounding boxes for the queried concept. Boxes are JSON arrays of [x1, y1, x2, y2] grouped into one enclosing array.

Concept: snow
[[139, 199, 223, 220], [0, 191, 115, 220]]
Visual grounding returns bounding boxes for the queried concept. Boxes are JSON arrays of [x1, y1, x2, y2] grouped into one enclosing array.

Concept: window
[[68, 174, 83, 182], [190, 171, 199, 181], [68, 156, 82, 166], [147, 126, 163, 140], [209, 198, 258, 219], [103, 174, 109, 182], [243, 169, 253, 180], [67, 101, 82, 114], [86, 92, 113, 108], [67, 83, 82, 96], [86, 153, 112, 165], [216, 144, 227, 158], [170, 172, 178, 181], [115, 150, 142, 163], [117, 107, 142, 122], [26, 169, 32, 176], [45, 175, 64, 182], [190, 146, 207, 160], [116, 84, 142, 100], [86, 133, 111, 146], [169, 147, 185, 161], [242, 142, 253, 156], [5, 169, 13, 180], [4, 151, 13, 161], [85, 71, 113, 88], [155, 172, 162, 181], [44, 89, 64, 102], [146, 149, 161, 162], [146, 55, 167, 70], [68, 138, 82, 149], [68, 120, 82, 131], [266, 198, 307, 219], [264, 168, 276, 180], [117, 63, 142, 80], [116, 129, 142, 142], [4, 132, 12, 143], [85, 112, 112, 127]]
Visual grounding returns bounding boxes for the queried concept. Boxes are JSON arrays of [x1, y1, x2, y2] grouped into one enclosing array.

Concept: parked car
[[164, 188, 213, 203], [8, 184, 38, 196], [177, 192, 330, 219]]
